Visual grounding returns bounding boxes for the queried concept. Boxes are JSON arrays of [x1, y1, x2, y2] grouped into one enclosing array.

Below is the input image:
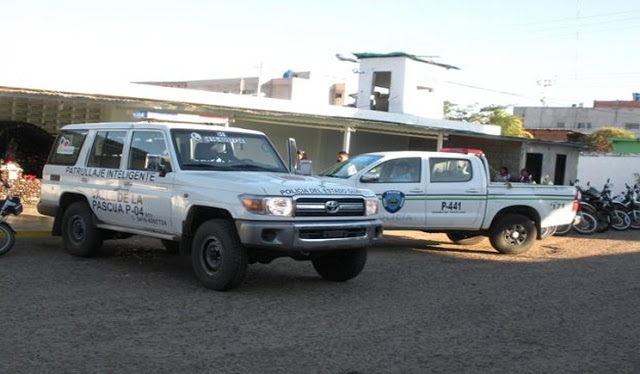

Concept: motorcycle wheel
[[572, 212, 598, 235], [628, 210, 640, 230], [554, 224, 572, 236], [0, 222, 15, 257], [595, 211, 610, 233], [540, 226, 557, 239], [611, 209, 631, 231]]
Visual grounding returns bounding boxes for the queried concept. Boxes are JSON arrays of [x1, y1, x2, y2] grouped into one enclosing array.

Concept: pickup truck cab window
[[362, 157, 421, 183], [171, 129, 287, 172], [320, 154, 383, 179], [429, 158, 472, 182], [87, 131, 127, 169]]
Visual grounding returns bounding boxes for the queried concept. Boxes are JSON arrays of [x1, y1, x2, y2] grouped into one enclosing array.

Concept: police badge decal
[[382, 190, 405, 213]]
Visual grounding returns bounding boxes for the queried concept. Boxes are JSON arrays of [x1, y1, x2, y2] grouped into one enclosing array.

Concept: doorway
[[554, 154, 567, 185], [525, 153, 543, 184]]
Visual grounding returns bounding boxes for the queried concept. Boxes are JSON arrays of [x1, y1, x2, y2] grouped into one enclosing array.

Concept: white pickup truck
[[38, 122, 382, 290], [318, 150, 578, 254]]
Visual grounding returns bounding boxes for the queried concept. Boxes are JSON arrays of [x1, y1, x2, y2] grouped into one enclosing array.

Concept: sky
[[1, 0, 639, 109]]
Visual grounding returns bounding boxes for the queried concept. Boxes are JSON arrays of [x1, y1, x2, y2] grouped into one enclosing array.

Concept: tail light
[[572, 191, 580, 213]]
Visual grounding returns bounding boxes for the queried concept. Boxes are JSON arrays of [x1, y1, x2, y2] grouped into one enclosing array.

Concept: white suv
[[38, 122, 382, 290]]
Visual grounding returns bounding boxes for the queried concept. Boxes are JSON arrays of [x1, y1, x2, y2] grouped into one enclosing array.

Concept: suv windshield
[[319, 154, 383, 179], [171, 129, 288, 172]]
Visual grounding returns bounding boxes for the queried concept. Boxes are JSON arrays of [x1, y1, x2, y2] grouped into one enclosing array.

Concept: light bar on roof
[[133, 111, 229, 125]]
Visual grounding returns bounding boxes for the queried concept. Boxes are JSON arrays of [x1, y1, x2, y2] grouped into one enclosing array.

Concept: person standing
[[495, 166, 512, 182], [519, 168, 531, 183], [336, 151, 349, 163]]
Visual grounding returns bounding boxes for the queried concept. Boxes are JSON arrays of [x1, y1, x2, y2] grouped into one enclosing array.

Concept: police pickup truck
[[38, 122, 382, 290], [318, 149, 578, 254]]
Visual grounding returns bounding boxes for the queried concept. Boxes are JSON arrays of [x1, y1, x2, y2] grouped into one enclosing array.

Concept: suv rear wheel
[[191, 219, 248, 291], [61, 201, 103, 257]]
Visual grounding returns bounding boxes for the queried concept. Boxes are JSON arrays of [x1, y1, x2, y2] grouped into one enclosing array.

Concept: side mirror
[[158, 163, 172, 177], [360, 172, 380, 183], [297, 160, 312, 176]]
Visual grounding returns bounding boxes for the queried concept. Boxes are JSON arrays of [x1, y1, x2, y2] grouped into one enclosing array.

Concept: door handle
[[123, 181, 133, 187], [409, 188, 424, 193], [80, 177, 88, 183], [466, 188, 481, 193]]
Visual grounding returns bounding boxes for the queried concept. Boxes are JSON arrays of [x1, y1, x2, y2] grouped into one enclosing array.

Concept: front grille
[[299, 227, 367, 240], [294, 197, 365, 217]]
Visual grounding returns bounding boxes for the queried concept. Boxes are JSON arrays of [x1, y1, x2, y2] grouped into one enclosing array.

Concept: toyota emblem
[[325, 200, 340, 214]]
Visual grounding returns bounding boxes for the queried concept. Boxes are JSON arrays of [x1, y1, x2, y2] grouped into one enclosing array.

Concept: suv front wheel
[[312, 247, 367, 282], [191, 219, 248, 291], [61, 201, 103, 257]]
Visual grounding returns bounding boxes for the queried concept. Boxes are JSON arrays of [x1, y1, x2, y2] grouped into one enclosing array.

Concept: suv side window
[[363, 157, 421, 183], [47, 130, 87, 165], [128, 131, 171, 171], [87, 131, 127, 169], [429, 158, 472, 182]]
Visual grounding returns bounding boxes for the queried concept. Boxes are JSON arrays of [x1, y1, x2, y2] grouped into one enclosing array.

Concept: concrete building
[[353, 52, 459, 119], [139, 71, 347, 107], [514, 93, 640, 137]]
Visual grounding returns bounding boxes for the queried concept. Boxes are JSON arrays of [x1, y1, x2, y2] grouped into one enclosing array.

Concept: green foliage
[[444, 102, 532, 138], [586, 127, 634, 152]]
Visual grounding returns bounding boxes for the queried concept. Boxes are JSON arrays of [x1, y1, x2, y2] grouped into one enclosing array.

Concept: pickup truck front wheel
[[192, 219, 248, 291], [446, 233, 485, 246], [489, 214, 537, 255], [312, 248, 367, 282]]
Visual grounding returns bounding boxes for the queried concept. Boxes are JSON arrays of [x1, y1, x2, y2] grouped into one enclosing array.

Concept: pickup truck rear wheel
[[61, 201, 103, 257], [191, 219, 248, 291], [489, 214, 537, 255], [446, 233, 485, 246], [312, 247, 367, 282]]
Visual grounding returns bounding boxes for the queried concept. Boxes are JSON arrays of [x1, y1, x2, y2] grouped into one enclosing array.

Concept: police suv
[[319, 150, 579, 254], [38, 122, 382, 290]]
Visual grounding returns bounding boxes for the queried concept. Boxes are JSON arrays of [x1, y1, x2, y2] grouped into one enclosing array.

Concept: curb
[[15, 231, 52, 238]]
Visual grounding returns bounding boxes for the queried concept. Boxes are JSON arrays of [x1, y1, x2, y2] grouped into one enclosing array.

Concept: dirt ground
[[380, 229, 640, 261]]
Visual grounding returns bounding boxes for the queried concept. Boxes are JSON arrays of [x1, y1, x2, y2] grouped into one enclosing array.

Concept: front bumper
[[235, 219, 383, 251]]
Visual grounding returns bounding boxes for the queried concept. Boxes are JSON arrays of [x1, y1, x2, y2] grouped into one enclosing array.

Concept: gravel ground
[[1, 230, 639, 374]]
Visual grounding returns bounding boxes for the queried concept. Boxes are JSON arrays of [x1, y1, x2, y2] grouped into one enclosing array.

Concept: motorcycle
[[0, 177, 23, 257], [554, 181, 599, 236], [579, 179, 630, 232], [613, 183, 640, 230]]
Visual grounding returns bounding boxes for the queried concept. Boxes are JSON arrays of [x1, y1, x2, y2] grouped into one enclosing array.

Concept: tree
[[444, 102, 532, 138], [585, 127, 634, 152]]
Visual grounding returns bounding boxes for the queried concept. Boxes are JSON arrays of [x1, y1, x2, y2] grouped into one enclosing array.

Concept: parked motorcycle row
[[546, 179, 640, 237]]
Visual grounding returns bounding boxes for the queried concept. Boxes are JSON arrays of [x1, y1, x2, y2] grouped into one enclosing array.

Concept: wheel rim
[[0, 225, 11, 252], [70, 215, 86, 243], [202, 237, 223, 273], [503, 224, 527, 246]]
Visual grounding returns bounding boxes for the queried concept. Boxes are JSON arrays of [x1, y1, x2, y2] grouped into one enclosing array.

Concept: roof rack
[[133, 111, 229, 126]]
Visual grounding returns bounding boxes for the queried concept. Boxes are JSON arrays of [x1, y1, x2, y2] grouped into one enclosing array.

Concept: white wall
[[577, 153, 640, 193], [515, 106, 640, 136], [356, 57, 446, 118], [525, 143, 580, 185], [357, 57, 406, 112]]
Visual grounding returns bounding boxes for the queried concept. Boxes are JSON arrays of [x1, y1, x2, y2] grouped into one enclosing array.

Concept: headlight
[[365, 197, 379, 216], [265, 197, 293, 216], [240, 195, 293, 216]]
